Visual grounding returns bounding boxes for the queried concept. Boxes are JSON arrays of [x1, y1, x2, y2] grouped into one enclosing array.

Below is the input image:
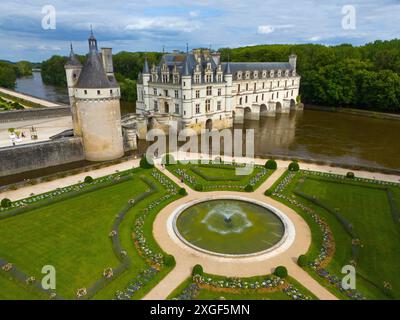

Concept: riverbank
[[0, 87, 63, 108], [305, 104, 400, 121]]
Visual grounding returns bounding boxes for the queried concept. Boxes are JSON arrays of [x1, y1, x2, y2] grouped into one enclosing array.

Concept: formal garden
[[0, 166, 183, 300], [267, 168, 400, 300], [165, 157, 274, 192], [1, 156, 399, 300]]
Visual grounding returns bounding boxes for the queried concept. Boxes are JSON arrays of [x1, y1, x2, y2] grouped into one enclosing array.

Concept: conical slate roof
[[65, 44, 82, 68], [182, 55, 191, 76], [76, 34, 113, 89]]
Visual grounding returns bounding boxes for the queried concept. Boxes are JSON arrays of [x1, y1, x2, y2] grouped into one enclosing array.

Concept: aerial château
[[136, 49, 301, 132]]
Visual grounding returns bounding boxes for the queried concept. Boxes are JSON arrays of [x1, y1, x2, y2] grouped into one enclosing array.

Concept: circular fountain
[[172, 197, 294, 257]]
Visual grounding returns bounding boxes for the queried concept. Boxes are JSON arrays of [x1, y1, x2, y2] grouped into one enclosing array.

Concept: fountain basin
[[172, 196, 295, 258]]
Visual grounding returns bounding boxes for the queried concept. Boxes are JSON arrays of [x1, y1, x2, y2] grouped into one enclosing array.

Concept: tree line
[[0, 60, 33, 89], [39, 39, 400, 113]]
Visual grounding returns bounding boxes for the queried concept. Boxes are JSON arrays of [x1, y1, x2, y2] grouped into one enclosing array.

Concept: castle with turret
[[64, 33, 301, 162], [136, 49, 301, 133], [65, 31, 124, 161]]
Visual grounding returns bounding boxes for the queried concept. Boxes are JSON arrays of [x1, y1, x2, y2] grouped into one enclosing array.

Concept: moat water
[[15, 72, 400, 172]]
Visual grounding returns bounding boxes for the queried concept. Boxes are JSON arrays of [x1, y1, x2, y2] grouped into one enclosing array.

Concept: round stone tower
[[67, 31, 124, 161]]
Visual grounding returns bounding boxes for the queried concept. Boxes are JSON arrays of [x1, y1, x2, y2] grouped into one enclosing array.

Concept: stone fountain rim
[[170, 196, 296, 259]]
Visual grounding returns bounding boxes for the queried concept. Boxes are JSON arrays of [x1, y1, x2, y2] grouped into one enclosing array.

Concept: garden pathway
[[143, 166, 338, 300]]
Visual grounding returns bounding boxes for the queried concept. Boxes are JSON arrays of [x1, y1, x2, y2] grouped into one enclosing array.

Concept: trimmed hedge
[[346, 172, 355, 179], [164, 254, 176, 267], [140, 155, 154, 169], [192, 264, 204, 276], [297, 255, 309, 267], [274, 266, 288, 278], [244, 185, 254, 192], [288, 161, 300, 172], [178, 188, 187, 196], [1, 198, 12, 208], [265, 159, 277, 170], [84, 176, 94, 184]]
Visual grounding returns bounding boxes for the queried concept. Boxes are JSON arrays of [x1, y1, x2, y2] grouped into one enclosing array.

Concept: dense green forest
[[0, 60, 33, 88], [40, 39, 400, 112]]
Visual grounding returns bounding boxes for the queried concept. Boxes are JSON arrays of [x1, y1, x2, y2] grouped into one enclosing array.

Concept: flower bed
[[173, 274, 312, 300]]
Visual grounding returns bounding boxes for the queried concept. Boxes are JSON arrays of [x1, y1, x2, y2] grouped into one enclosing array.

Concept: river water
[[15, 72, 400, 171]]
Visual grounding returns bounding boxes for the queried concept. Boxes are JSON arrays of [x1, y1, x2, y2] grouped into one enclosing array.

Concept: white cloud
[[125, 17, 198, 33], [258, 25, 274, 34], [189, 11, 199, 17], [308, 36, 322, 42]]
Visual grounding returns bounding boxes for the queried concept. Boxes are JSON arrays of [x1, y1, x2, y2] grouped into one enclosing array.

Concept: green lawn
[[268, 170, 400, 300], [167, 161, 272, 191], [0, 168, 182, 300]]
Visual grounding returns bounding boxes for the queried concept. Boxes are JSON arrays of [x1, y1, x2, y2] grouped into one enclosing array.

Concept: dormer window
[[195, 74, 201, 83], [262, 71, 267, 78], [277, 70, 282, 77], [253, 71, 258, 79], [245, 71, 250, 79], [270, 70, 275, 78], [206, 74, 212, 82], [237, 71, 242, 80]]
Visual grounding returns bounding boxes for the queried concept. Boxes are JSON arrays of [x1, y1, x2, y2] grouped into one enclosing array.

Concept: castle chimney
[[101, 48, 114, 75]]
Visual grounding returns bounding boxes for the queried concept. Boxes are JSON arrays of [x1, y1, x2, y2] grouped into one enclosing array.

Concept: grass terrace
[[0, 167, 183, 300], [267, 170, 400, 300], [166, 160, 273, 192]]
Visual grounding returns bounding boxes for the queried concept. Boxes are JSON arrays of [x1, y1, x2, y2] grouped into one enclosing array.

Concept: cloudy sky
[[0, 0, 399, 62]]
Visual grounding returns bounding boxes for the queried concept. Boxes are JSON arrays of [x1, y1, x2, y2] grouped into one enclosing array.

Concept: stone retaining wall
[[0, 106, 71, 123], [0, 137, 84, 177]]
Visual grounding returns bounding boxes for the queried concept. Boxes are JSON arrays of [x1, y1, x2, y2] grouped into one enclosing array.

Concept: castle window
[[195, 104, 200, 114], [245, 96, 248, 103], [153, 88, 157, 96], [238, 84, 240, 92], [217, 101, 221, 110], [154, 101, 158, 112], [263, 82, 265, 89], [84, 90, 87, 95], [175, 104, 180, 114], [218, 88, 222, 96], [218, 74, 222, 82], [196, 90, 200, 99], [110, 90, 113, 95], [73, 74, 77, 79], [246, 83, 249, 91], [195, 74, 200, 83], [256, 96, 258, 103], [291, 90, 294, 96], [277, 92, 279, 98], [173, 75, 179, 84], [164, 90, 169, 97], [262, 93, 264, 101], [97, 90, 101, 95], [239, 97, 243, 105], [292, 80, 295, 86], [278, 81, 280, 87], [254, 83, 256, 91], [285, 80, 287, 87], [206, 86, 212, 96], [272, 93, 274, 100], [206, 100, 211, 112], [175, 90, 179, 98], [206, 74, 212, 83]]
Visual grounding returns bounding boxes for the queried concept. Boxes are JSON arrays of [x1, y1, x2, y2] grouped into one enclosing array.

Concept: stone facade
[[136, 49, 301, 132]]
